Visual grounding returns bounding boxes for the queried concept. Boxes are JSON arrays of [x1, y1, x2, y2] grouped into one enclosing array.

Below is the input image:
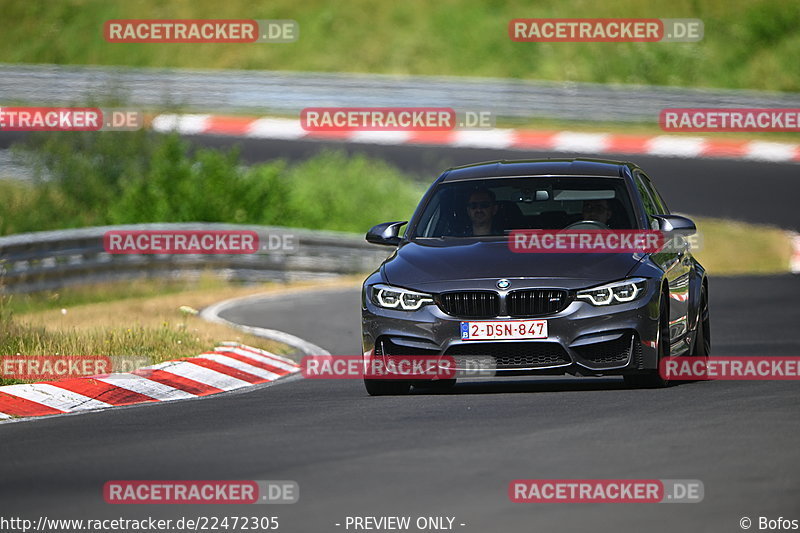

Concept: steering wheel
[[563, 220, 609, 230]]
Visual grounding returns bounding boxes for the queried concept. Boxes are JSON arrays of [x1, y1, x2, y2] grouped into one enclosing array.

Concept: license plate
[[460, 320, 548, 341]]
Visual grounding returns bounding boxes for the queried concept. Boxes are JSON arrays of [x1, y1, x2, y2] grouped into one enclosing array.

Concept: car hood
[[382, 240, 644, 289]]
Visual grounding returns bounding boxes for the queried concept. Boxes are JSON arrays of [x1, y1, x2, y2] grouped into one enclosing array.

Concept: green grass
[[1, 275, 229, 315], [0, 0, 797, 91], [691, 216, 793, 275], [0, 277, 306, 386], [0, 293, 222, 386]]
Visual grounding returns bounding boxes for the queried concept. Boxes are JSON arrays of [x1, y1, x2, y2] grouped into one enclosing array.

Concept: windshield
[[411, 176, 638, 238]]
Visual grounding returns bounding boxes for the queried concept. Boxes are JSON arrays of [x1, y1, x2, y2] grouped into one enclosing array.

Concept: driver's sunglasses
[[468, 201, 493, 209]]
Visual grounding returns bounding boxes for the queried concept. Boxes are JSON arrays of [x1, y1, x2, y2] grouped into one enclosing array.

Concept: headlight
[[371, 283, 434, 311], [577, 278, 647, 306]]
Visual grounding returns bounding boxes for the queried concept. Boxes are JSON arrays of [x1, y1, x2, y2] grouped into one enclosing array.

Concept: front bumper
[[361, 279, 661, 377]]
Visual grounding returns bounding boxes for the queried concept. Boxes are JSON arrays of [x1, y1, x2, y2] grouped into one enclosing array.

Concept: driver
[[581, 199, 612, 226], [466, 188, 499, 236]]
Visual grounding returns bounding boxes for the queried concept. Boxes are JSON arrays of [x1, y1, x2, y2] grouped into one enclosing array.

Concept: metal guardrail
[[2, 63, 800, 123], [0, 223, 389, 293]]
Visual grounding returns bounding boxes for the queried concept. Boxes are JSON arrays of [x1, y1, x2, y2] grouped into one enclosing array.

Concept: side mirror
[[652, 215, 696, 235], [366, 221, 407, 246]]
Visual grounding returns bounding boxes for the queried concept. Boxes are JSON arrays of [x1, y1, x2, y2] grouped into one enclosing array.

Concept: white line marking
[[744, 141, 797, 162], [151, 114, 211, 135], [201, 293, 331, 357], [151, 114, 180, 131], [247, 117, 307, 139], [551, 132, 609, 152], [646, 136, 706, 157], [349, 131, 412, 144], [450, 129, 514, 149]]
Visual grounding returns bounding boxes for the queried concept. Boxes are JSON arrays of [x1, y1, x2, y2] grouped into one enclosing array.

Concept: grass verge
[[0, 276, 362, 386], [0, 0, 797, 92], [691, 216, 793, 275]]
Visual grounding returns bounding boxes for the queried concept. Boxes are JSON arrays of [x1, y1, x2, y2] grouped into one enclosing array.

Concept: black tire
[[413, 379, 457, 392], [624, 291, 671, 389], [364, 379, 411, 396]]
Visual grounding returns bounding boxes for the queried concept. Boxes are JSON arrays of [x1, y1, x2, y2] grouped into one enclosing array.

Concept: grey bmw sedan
[[361, 159, 710, 395]]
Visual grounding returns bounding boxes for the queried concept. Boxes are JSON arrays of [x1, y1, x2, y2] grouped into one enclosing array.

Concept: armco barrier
[[0, 223, 390, 293], [2, 63, 800, 123]]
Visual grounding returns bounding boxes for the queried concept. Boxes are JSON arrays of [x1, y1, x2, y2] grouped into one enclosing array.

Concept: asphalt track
[[1, 136, 799, 532], [2, 277, 800, 531]]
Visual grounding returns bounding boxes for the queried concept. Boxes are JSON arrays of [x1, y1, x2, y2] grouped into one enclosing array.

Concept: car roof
[[439, 158, 637, 182]]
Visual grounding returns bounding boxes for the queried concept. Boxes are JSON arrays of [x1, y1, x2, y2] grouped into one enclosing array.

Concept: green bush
[[283, 150, 423, 231], [1, 131, 424, 235]]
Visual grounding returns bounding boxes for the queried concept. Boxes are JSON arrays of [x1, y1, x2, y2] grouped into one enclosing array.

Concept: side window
[[634, 173, 659, 229], [639, 172, 670, 214]]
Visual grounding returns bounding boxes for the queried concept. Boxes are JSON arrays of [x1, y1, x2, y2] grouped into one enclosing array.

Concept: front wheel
[[364, 379, 411, 396]]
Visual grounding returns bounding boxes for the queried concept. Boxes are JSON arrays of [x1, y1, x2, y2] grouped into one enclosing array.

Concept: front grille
[[507, 289, 570, 317], [437, 291, 499, 318], [445, 342, 570, 369], [573, 334, 633, 365]]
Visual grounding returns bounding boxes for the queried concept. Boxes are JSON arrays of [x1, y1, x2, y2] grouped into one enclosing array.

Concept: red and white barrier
[[151, 114, 800, 163], [0, 343, 299, 421]]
